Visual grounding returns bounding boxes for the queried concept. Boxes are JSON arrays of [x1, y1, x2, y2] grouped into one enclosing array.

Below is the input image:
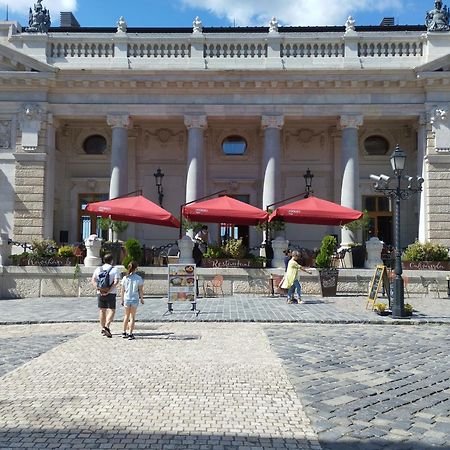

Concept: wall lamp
[[153, 167, 164, 206]]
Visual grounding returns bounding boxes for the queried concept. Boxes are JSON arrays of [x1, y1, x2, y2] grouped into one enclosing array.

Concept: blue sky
[[0, 0, 433, 29]]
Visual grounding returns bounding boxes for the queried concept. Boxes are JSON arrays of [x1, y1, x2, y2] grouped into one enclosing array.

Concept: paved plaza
[[0, 294, 449, 449]]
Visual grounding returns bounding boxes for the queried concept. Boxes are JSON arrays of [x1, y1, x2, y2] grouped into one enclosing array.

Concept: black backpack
[[97, 266, 113, 291]]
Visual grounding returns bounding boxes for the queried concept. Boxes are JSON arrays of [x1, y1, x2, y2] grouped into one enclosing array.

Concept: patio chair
[[203, 275, 224, 297], [420, 276, 440, 298]]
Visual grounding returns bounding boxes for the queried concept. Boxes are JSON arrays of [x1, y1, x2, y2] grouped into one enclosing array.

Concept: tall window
[[220, 194, 250, 248], [78, 193, 108, 241], [363, 195, 393, 245]]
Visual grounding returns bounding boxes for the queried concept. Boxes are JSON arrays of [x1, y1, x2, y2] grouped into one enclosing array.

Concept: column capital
[[184, 114, 207, 129], [107, 113, 131, 129], [261, 114, 284, 129], [339, 114, 363, 129]]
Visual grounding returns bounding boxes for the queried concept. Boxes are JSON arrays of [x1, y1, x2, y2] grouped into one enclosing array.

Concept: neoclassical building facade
[[1, 2, 450, 252]]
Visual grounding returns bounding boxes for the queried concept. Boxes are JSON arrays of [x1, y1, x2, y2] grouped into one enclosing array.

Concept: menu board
[[366, 265, 390, 310], [168, 264, 196, 303]]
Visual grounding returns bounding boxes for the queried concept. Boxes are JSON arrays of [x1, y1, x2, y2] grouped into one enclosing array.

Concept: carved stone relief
[[141, 128, 185, 161], [284, 128, 325, 161]]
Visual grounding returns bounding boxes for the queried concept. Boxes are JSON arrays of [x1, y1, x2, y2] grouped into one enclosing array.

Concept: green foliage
[[403, 240, 449, 262], [122, 238, 143, 267], [404, 303, 414, 314], [255, 212, 285, 234], [223, 238, 247, 259], [31, 239, 57, 257], [57, 245, 75, 257], [374, 302, 387, 312], [314, 235, 337, 268], [182, 218, 203, 233], [98, 217, 129, 233], [204, 244, 227, 259], [342, 210, 371, 232]]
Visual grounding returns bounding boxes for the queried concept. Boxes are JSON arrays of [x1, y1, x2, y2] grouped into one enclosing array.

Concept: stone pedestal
[[272, 237, 289, 269], [0, 233, 11, 266], [365, 237, 384, 268], [84, 234, 102, 267], [178, 236, 195, 264]]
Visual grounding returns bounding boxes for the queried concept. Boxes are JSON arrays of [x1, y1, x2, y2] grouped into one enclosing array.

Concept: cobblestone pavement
[[0, 323, 321, 450], [266, 323, 450, 450], [0, 293, 449, 324]]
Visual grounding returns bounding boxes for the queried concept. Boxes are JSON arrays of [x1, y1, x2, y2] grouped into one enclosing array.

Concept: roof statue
[[269, 17, 279, 33], [193, 16, 203, 34], [426, 0, 450, 31], [26, 0, 51, 33], [117, 16, 127, 33], [345, 16, 356, 33]]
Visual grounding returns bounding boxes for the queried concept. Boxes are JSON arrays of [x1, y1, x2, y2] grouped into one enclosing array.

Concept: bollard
[[447, 276, 450, 298]]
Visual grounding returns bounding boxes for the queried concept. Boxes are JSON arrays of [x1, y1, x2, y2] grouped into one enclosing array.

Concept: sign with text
[[366, 265, 390, 310]]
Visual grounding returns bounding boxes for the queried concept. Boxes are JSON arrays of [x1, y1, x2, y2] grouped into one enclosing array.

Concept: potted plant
[[404, 303, 414, 316], [402, 240, 450, 270], [122, 238, 143, 268], [57, 245, 77, 265], [374, 302, 391, 316], [99, 218, 128, 264], [315, 235, 339, 297]]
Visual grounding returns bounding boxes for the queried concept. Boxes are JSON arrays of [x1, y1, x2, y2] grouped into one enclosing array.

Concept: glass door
[[78, 193, 108, 241]]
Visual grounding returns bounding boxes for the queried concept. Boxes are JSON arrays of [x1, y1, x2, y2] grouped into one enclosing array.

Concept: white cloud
[[0, 0, 77, 18], [180, 0, 403, 26]]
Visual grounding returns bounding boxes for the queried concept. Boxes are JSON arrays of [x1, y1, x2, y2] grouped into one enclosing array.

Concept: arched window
[[364, 135, 390, 156], [83, 135, 107, 155], [222, 136, 247, 155]]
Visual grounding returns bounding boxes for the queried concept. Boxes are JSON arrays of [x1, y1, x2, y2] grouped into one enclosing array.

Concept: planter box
[[202, 258, 264, 269], [402, 261, 450, 271], [13, 256, 78, 267], [318, 268, 339, 297]]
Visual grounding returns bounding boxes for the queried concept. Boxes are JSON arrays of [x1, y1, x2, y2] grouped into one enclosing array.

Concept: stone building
[[0, 2, 450, 253]]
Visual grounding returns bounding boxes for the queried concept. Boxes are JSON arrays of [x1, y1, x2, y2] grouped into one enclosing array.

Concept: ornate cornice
[[184, 114, 207, 129], [261, 114, 284, 129], [339, 114, 363, 129], [107, 113, 131, 129]]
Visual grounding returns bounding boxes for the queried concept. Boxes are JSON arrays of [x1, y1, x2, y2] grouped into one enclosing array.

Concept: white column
[[340, 115, 363, 245], [43, 113, 56, 239], [184, 115, 207, 204], [107, 114, 131, 199], [262, 115, 284, 210], [417, 115, 427, 242]]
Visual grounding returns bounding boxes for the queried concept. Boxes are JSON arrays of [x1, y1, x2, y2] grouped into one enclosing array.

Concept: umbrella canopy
[[183, 195, 268, 225], [86, 195, 180, 228], [269, 196, 363, 226]]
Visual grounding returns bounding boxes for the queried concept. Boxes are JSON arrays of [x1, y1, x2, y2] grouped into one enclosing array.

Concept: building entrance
[[363, 195, 393, 245], [78, 193, 108, 241], [219, 195, 250, 248]]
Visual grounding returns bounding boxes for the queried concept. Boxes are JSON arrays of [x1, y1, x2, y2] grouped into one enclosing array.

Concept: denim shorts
[[124, 299, 139, 308], [97, 293, 116, 310]]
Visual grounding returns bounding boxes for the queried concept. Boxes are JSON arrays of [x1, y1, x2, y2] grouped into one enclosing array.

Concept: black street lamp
[[153, 167, 164, 206], [303, 168, 314, 198], [370, 144, 424, 318]]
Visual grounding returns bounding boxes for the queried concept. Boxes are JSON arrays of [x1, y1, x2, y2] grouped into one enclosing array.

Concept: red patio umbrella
[[269, 195, 363, 226], [86, 195, 180, 228], [183, 195, 268, 225]]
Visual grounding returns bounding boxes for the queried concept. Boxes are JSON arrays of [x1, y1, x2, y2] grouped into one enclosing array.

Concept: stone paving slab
[[265, 323, 450, 450], [0, 323, 321, 450], [0, 294, 449, 325]]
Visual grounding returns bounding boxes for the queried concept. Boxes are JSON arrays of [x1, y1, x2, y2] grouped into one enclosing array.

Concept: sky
[[0, 0, 434, 29]]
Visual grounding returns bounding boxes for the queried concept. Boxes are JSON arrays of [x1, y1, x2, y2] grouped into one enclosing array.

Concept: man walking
[[91, 253, 121, 338]]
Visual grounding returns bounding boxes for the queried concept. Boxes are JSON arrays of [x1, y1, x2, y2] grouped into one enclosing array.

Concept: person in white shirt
[[91, 253, 121, 338], [120, 260, 144, 340]]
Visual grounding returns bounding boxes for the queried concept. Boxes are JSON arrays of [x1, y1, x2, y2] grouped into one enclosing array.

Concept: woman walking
[[120, 261, 144, 340], [280, 250, 312, 304]]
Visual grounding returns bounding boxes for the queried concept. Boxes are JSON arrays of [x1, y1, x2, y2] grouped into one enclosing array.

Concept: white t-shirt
[[92, 264, 121, 294]]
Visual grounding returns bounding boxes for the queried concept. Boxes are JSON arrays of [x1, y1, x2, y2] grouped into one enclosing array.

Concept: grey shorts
[[98, 293, 117, 310]]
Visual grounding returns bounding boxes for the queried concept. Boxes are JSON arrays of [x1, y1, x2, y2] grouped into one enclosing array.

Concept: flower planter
[[402, 261, 450, 271], [375, 309, 392, 316], [318, 268, 339, 297], [202, 258, 265, 269]]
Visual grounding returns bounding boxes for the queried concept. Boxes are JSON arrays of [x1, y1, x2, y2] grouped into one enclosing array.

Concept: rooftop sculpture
[[426, 0, 450, 31], [26, 0, 51, 33]]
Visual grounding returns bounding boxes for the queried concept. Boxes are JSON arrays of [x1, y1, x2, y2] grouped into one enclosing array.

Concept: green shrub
[[404, 303, 414, 314], [314, 235, 337, 268], [31, 239, 57, 257], [57, 245, 75, 258], [122, 238, 143, 267], [223, 238, 246, 259], [98, 217, 129, 234], [403, 240, 449, 262], [204, 244, 226, 259]]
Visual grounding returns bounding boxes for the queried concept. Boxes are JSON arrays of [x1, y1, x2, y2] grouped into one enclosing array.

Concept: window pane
[[378, 197, 391, 212], [363, 197, 376, 211], [222, 136, 247, 155]]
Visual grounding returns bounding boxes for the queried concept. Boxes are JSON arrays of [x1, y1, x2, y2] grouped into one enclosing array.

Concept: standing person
[[91, 253, 121, 338], [120, 261, 144, 340], [280, 250, 312, 304], [194, 225, 209, 266]]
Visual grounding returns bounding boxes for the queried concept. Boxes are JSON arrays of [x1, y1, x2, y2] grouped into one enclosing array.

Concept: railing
[[358, 41, 423, 57], [281, 42, 344, 58], [204, 42, 267, 58], [49, 41, 115, 58], [128, 43, 191, 58]]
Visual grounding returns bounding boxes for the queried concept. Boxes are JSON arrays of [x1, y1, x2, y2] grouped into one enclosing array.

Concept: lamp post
[[153, 167, 164, 206], [370, 145, 424, 318], [303, 168, 314, 198]]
